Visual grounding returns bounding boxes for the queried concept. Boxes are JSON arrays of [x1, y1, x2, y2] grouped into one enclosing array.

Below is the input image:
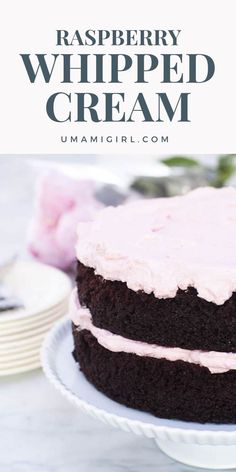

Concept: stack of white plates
[[0, 260, 71, 376]]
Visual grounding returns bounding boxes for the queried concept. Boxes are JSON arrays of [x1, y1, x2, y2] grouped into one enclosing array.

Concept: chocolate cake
[[70, 187, 236, 423]]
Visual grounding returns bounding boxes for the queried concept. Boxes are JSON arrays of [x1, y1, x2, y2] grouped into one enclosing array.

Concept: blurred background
[[1, 154, 236, 274]]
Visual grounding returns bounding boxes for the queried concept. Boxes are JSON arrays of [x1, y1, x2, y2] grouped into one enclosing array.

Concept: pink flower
[[28, 170, 103, 270]]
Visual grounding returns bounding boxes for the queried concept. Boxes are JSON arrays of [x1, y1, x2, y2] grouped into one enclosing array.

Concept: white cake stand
[[41, 318, 236, 470]]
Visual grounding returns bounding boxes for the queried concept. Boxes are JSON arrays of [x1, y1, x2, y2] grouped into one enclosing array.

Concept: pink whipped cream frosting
[[69, 290, 236, 374], [76, 187, 236, 305]]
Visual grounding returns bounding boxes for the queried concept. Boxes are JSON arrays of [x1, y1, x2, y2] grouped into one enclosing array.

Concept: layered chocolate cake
[[70, 187, 236, 423]]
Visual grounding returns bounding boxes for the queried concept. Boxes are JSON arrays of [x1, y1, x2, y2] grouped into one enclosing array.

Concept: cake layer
[[70, 290, 236, 374], [73, 328, 236, 424], [76, 187, 236, 305], [76, 261, 236, 353]]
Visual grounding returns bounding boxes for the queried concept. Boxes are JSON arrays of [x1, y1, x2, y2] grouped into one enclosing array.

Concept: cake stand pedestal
[[156, 440, 236, 469], [41, 318, 236, 470]]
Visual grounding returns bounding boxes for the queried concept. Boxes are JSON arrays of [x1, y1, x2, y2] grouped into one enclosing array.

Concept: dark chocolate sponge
[[76, 261, 236, 353], [73, 328, 236, 424]]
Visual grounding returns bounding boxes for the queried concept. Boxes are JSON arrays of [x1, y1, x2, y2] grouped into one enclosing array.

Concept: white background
[[0, 0, 235, 154]]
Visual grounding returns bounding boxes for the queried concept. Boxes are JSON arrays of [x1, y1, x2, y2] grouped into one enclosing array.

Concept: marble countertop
[[0, 158, 196, 472], [0, 369, 186, 472]]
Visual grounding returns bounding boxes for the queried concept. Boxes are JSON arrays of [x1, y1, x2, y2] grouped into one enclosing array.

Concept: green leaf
[[161, 156, 200, 168], [212, 155, 236, 188]]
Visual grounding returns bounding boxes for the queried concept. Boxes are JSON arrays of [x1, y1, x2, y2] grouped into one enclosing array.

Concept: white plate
[[0, 356, 41, 376], [0, 260, 71, 322], [0, 309, 67, 340], [0, 345, 42, 363], [0, 333, 47, 357], [0, 316, 68, 354], [0, 351, 40, 368], [0, 305, 68, 336], [41, 319, 236, 470], [0, 297, 69, 328], [0, 330, 48, 351], [0, 336, 45, 355], [0, 318, 61, 342]]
